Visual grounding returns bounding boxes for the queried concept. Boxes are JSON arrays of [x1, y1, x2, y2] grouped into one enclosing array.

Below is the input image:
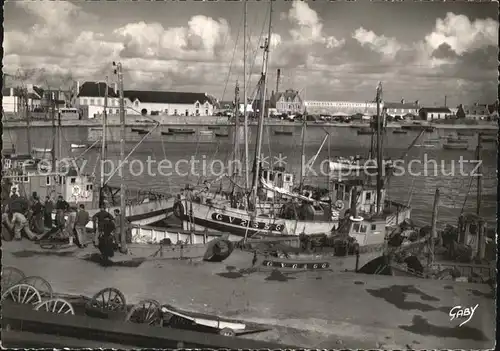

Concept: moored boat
[[392, 129, 407, 134], [199, 130, 214, 136], [274, 130, 293, 136], [214, 132, 229, 137], [443, 136, 468, 150], [161, 131, 174, 136], [169, 128, 195, 134]]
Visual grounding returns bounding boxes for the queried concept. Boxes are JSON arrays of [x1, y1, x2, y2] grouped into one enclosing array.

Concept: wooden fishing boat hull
[[214, 133, 229, 137], [161, 132, 174, 136], [207, 126, 221, 130], [176, 201, 337, 237], [392, 130, 407, 134], [137, 131, 149, 135], [443, 143, 468, 150], [131, 128, 144, 133], [274, 131, 293, 136], [168, 128, 195, 134]]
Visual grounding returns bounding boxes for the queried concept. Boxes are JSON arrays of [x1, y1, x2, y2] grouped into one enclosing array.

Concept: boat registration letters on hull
[[262, 260, 330, 270], [211, 213, 284, 232]]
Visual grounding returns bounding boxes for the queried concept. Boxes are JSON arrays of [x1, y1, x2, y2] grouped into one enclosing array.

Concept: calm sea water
[[4, 125, 497, 228]]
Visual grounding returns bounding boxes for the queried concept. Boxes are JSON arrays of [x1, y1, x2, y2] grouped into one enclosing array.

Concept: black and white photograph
[[1, 0, 497, 348]]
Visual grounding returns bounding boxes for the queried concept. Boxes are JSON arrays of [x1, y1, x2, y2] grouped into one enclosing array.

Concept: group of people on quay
[[1, 189, 131, 259]]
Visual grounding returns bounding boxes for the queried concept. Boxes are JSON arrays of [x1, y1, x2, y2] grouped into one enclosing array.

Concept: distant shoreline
[[2, 118, 498, 130]]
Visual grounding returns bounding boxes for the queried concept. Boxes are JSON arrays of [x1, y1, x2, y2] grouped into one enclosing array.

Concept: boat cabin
[[4, 161, 95, 205], [260, 166, 294, 200], [347, 216, 388, 246], [458, 213, 487, 260], [330, 179, 387, 218]]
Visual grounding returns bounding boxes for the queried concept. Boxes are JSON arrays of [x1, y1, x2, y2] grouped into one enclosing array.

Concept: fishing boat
[[199, 130, 214, 136], [207, 126, 221, 130], [392, 129, 407, 134], [2, 71, 174, 237], [168, 128, 195, 135], [273, 130, 293, 136], [70, 144, 88, 149], [137, 130, 149, 135], [131, 128, 144, 133], [424, 126, 435, 132], [443, 136, 468, 150], [161, 131, 174, 136], [214, 132, 229, 137], [357, 128, 373, 135], [416, 138, 440, 148]]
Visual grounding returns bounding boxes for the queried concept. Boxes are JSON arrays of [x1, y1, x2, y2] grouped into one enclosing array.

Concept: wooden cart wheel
[[1, 267, 25, 293], [125, 299, 162, 325], [1, 283, 42, 305], [89, 287, 127, 312], [19, 276, 53, 299], [34, 298, 75, 315], [219, 328, 236, 337]]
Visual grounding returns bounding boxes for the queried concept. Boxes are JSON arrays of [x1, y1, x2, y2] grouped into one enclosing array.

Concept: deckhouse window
[[353, 223, 360, 232], [365, 192, 371, 201], [70, 178, 76, 184], [46, 176, 51, 186], [371, 224, 376, 230], [86, 184, 93, 191], [360, 225, 367, 233]]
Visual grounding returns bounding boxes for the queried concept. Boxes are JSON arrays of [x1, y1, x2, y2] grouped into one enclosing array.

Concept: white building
[[272, 89, 303, 115], [384, 99, 419, 117], [2, 85, 43, 113], [76, 81, 120, 119], [304, 100, 381, 116], [419, 107, 452, 120], [124, 90, 216, 116]]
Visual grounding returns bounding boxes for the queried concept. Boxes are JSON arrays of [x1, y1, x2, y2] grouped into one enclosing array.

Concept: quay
[[2, 115, 498, 130], [2, 238, 495, 349]]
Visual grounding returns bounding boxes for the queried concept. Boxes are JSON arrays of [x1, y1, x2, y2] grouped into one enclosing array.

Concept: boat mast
[[299, 118, 306, 192], [114, 61, 127, 253], [101, 76, 108, 189], [251, 1, 273, 205], [375, 82, 383, 213], [232, 80, 240, 191], [476, 133, 482, 216], [429, 188, 440, 266], [50, 92, 56, 171], [243, 0, 249, 191]]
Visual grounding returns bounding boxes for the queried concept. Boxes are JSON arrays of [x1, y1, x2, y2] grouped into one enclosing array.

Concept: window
[[116, 109, 120, 114], [285, 175, 291, 182], [46, 176, 51, 186], [365, 192, 371, 201], [90, 99, 95, 105], [70, 178, 76, 184], [360, 225, 367, 233], [86, 184, 93, 191], [164, 109, 169, 114], [371, 224, 376, 231], [135, 100, 139, 106], [353, 223, 360, 232], [97, 99, 102, 106], [205, 109, 208, 115], [196, 109, 199, 115], [195, 102, 200, 108], [174, 109, 178, 115], [185, 109, 189, 116], [82, 99, 88, 105], [205, 102, 209, 108]]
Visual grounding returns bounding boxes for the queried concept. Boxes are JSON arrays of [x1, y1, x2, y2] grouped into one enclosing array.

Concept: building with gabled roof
[[384, 99, 420, 117], [76, 81, 120, 119], [271, 89, 303, 115], [419, 107, 452, 120]]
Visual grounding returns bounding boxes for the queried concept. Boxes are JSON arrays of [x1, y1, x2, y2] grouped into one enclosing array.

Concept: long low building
[[303, 100, 381, 116], [76, 81, 217, 119]]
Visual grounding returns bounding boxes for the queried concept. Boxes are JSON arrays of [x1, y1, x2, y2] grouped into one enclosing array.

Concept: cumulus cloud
[[352, 27, 402, 60], [425, 12, 498, 55]]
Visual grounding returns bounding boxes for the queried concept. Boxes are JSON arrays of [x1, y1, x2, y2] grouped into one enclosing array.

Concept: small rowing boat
[[168, 128, 195, 134]]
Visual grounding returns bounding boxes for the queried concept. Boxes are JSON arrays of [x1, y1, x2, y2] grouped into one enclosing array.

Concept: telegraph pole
[[113, 61, 127, 254]]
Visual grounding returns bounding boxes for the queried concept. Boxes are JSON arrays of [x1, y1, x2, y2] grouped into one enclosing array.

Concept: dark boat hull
[[214, 133, 229, 137], [169, 128, 195, 134], [274, 131, 293, 136], [161, 132, 174, 136]]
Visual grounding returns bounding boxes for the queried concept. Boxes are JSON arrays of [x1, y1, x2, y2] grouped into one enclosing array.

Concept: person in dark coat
[[98, 218, 116, 262], [92, 206, 114, 246], [44, 196, 54, 228], [55, 195, 69, 229], [30, 195, 44, 234]]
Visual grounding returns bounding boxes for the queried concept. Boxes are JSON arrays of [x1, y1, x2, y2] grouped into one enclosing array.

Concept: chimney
[[114, 83, 118, 94], [276, 69, 281, 95], [401, 98, 405, 104], [415, 100, 419, 106], [444, 95, 447, 107]]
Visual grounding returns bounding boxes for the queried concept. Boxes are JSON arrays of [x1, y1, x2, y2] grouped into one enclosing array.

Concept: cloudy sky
[[4, 1, 498, 106]]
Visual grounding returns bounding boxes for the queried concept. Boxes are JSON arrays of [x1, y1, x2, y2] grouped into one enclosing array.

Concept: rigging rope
[[220, 11, 244, 104]]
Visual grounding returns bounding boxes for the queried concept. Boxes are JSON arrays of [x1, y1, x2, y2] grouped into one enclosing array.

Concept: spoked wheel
[[35, 298, 75, 315], [125, 299, 162, 325], [1, 283, 42, 305], [219, 328, 236, 337], [1, 267, 25, 293], [18, 276, 53, 299], [89, 287, 127, 312]]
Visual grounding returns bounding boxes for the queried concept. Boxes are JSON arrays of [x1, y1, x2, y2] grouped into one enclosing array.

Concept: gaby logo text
[[449, 304, 479, 327]]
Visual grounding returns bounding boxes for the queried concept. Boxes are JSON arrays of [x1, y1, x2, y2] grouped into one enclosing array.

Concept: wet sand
[[2, 241, 495, 349]]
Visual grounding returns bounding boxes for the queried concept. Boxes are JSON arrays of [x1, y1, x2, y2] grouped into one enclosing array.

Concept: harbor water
[[3, 125, 497, 228]]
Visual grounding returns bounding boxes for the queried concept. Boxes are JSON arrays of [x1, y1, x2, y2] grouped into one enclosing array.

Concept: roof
[[384, 102, 419, 109], [420, 107, 451, 113], [275, 89, 301, 102], [462, 104, 489, 115], [78, 82, 118, 98], [123, 90, 211, 105]]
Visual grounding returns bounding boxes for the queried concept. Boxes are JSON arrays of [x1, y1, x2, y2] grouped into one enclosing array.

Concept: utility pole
[[113, 61, 127, 254], [375, 82, 383, 213], [476, 133, 482, 216], [50, 91, 56, 172], [233, 80, 240, 184]]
